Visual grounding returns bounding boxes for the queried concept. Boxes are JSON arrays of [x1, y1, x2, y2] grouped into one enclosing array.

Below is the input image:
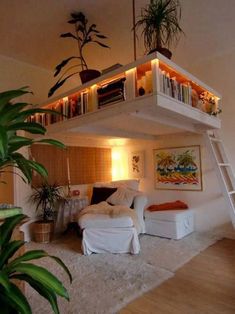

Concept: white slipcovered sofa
[[78, 179, 147, 255]]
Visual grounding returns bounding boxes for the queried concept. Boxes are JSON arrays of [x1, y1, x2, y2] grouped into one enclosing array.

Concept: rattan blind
[[31, 145, 112, 187], [31, 145, 67, 186], [68, 146, 112, 184]]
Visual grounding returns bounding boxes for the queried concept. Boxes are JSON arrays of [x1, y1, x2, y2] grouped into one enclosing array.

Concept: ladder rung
[[218, 163, 230, 167], [210, 137, 222, 143], [229, 191, 235, 195]]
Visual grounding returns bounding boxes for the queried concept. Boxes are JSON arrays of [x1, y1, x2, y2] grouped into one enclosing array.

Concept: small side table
[[55, 196, 89, 234]]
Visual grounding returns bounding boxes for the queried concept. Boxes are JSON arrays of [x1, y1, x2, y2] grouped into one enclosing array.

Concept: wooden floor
[[120, 238, 235, 314]]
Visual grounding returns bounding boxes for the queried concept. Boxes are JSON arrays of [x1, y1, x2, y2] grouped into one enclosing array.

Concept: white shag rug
[[25, 223, 235, 314]]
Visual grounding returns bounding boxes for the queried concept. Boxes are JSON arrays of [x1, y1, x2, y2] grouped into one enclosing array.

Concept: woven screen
[[68, 146, 112, 184], [31, 144, 67, 187], [31, 145, 112, 187]]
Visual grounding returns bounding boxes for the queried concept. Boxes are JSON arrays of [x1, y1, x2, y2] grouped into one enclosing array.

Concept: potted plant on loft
[[48, 11, 110, 97], [0, 87, 72, 313], [29, 182, 65, 243], [134, 0, 184, 59]]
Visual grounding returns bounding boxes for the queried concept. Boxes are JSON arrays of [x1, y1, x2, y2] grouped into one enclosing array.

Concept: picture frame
[[154, 145, 202, 191], [129, 151, 145, 178]]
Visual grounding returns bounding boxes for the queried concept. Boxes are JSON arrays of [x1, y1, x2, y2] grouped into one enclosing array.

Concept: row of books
[[97, 77, 126, 108], [159, 69, 192, 106], [29, 93, 89, 126]]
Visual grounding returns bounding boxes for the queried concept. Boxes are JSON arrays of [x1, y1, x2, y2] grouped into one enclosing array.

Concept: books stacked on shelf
[[28, 92, 89, 127], [97, 77, 126, 108], [159, 69, 192, 106]]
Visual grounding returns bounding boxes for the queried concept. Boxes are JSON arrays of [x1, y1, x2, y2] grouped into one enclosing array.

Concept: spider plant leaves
[[0, 214, 26, 248], [1, 282, 32, 314], [0, 272, 11, 292], [54, 56, 80, 77], [49, 255, 72, 283], [7, 262, 70, 300], [0, 87, 31, 110], [0, 103, 29, 125], [7, 121, 46, 134], [0, 125, 7, 159], [9, 250, 48, 268], [134, 0, 183, 52], [37, 139, 66, 149], [11, 250, 72, 284], [60, 32, 77, 40], [11, 153, 48, 183], [12, 274, 60, 314], [0, 240, 25, 268]]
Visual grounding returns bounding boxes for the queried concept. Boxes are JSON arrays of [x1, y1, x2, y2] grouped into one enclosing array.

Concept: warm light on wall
[[112, 148, 128, 181]]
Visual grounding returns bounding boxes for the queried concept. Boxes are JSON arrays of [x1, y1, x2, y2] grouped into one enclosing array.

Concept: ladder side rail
[[212, 130, 235, 188], [204, 132, 235, 226]]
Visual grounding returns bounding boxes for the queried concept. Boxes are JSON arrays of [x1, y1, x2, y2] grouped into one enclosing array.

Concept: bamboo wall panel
[[94, 147, 112, 182], [31, 145, 112, 187], [68, 147, 112, 184], [31, 145, 67, 186]]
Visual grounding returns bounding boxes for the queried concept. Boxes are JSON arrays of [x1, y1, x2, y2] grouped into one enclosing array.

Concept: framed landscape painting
[[154, 145, 202, 191]]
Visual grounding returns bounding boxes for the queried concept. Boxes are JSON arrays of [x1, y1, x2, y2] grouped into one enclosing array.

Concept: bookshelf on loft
[[31, 52, 221, 139]]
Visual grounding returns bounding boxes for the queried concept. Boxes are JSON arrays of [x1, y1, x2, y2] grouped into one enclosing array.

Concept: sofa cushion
[[90, 187, 117, 205], [106, 187, 138, 207]]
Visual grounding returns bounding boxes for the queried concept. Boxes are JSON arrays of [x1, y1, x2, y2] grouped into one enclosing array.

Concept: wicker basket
[[33, 220, 54, 243]]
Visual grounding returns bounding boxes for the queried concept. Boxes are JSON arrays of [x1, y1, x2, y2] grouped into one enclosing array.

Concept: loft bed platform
[[35, 52, 221, 140]]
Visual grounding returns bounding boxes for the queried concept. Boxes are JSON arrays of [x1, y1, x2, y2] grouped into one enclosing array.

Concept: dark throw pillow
[[90, 187, 117, 205]]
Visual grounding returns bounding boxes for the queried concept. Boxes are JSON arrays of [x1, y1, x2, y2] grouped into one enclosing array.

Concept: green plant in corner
[[48, 11, 110, 97], [134, 0, 184, 59], [0, 87, 72, 313], [0, 214, 72, 314], [0, 87, 65, 183], [29, 182, 65, 221]]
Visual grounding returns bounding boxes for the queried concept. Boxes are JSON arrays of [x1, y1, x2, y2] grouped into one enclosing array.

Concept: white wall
[[185, 50, 235, 171], [0, 54, 79, 103], [114, 133, 230, 232]]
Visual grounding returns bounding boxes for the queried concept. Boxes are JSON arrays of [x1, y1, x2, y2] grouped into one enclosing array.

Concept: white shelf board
[[44, 92, 221, 140]]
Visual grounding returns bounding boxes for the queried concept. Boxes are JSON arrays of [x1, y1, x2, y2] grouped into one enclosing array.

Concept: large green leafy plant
[[0, 214, 72, 314], [48, 11, 109, 97], [134, 0, 184, 58], [0, 87, 65, 183], [0, 87, 72, 313], [29, 182, 65, 221]]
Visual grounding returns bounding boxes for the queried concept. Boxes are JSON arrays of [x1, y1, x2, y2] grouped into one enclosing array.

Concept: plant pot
[[79, 69, 101, 84], [33, 220, 54, 243], [149, 47, 172, 60]]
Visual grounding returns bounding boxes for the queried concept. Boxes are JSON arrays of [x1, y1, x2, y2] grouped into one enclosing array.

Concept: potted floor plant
[[0, 87, 72, 313], [134, 0, 184, 59], [48, 11, 110, 97], [29, 182, 65, 243]]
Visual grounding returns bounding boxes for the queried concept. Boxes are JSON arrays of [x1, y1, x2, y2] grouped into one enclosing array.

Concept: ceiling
[[1, 0, 235, 73]]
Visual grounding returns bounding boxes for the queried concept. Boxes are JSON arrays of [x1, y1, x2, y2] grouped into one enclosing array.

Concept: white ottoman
[[79, 214, 140, 255], [144, 209, 194, 240]]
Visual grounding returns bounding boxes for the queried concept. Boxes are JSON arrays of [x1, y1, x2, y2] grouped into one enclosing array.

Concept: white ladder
[[204, 130, 235, 226]]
